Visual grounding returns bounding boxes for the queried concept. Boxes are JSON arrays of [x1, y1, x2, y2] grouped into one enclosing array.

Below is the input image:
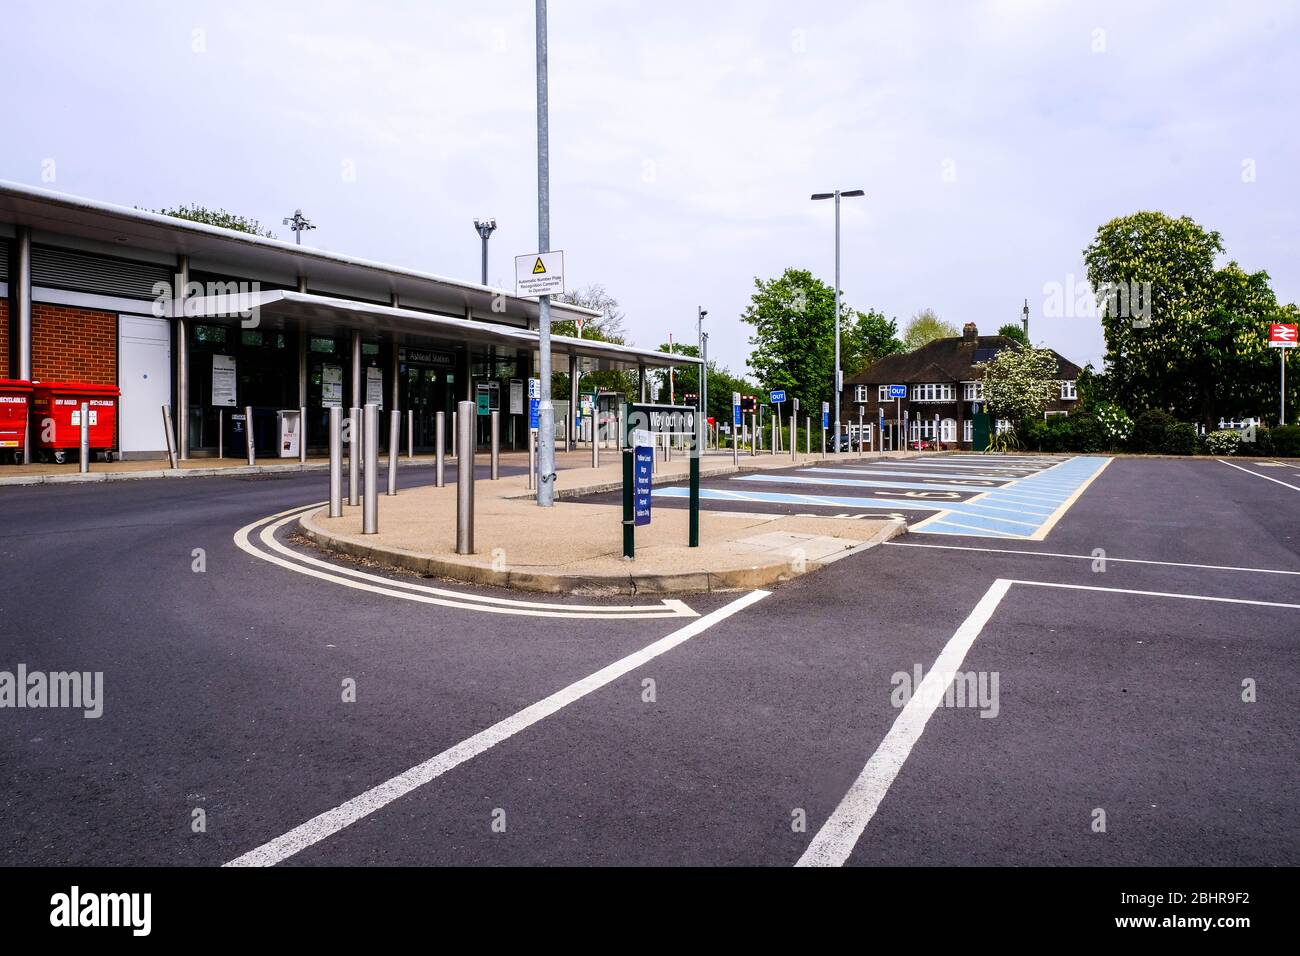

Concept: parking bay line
[[885, 540, 1300, 576], [798, 576, 1300, 867], [1217, 459, 1300, 492], [225, 589, 770, 867]]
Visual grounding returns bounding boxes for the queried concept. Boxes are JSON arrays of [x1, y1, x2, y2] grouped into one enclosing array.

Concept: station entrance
[[398, 347, 458, 452]]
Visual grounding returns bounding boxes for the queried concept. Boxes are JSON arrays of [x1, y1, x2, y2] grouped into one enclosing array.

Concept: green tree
[[975, 344, 1060, 425], [1082, 211, 1297, 426], [902, 309, 958, 350], [152, 203, 275, 238], [844, 309, 904, 375], [997, 323, 1029, 346]]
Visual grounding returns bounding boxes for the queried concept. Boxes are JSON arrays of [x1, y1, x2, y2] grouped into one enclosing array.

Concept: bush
[[1270, 424, 1300, 457], [1204, 430, 1243, 456], [1093, 403, 1133, 447], [1129, 410, 1178, 453], [1128, 409, 1198, 455], [1019, 413, 1109, 453]]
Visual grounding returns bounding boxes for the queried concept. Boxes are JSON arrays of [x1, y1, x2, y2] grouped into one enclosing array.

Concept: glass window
[[963, 419, 973, 442], [854, 385, 869, 403], [241, 330, 263, 347], [194, 324, 227, 345], [963, 381, 984, 401], [310, 337, 336, 354], [1060, 381, 1077, 400]]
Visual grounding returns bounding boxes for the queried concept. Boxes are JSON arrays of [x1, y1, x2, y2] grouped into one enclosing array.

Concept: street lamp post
[[811, 188, 864, 453], [474, 218, 497, 285], [535, 0, 556, 506]]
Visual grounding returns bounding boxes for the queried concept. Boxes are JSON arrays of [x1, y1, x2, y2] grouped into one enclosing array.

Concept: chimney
[[962, 322, 978, 341]]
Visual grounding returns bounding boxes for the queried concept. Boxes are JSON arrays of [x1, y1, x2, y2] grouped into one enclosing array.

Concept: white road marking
[[796, 579, 1013, 867], [799, 573, 1300, 867], [225, 589, 770, 867], [1006, 578, 1300, 609], [1218, 459, 1300, 492], [885, 540, 1300, 576], [235, 504, 697, 620]]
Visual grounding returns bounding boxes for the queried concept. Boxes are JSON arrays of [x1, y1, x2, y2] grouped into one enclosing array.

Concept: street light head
[[841, 189, 865, 198], [810, 192, 834, 201]]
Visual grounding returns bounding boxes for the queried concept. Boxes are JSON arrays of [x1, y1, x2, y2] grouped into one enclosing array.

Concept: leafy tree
[[844, 310, 904, 374], [152, 203, 275, 238], [975, 344, 1060, 425], [741, 268, 842, 411], [556, 283, 627, 339], [997, 323, 1029, 346], [902, 309, 958, 350], [1083, 211, 1298, 426]]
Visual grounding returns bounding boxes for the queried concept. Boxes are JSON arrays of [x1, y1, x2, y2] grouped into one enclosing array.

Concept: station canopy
[[186, 289, 699, 373]]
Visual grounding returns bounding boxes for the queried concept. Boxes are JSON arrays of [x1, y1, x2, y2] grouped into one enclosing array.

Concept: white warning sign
[[514, 250, 565, 298]]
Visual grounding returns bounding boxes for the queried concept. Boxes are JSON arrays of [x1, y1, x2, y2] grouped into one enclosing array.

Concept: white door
[[118, 315, 172, 457]]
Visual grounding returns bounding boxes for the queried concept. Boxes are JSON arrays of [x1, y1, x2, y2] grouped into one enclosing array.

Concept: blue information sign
[[769, 389, 786, 404], [529, 398, 539, 430], [633, 445, 653, 526], [888, 384, 907, 399]]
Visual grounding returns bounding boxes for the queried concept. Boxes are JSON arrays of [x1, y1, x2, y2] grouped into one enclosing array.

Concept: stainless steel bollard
[[348, 406, 360, 506], [161, 405, 178, 469], [859, 410, 865, 456], [387, 410, 399, 495], [328, 406, 342, 517], [245, 406, 255, 466], [751, 413, 757, 456], [299, 406, 307, 463], [527, 427, 536, 490], [435, 411, 445, 487], [407, 409, 414, 460], [79, 402, 89, 473], [217, 408, 223, 460], [806, 416, 811, 456], [490, 409, 500, 480], [456, 400, 475, 554], [450, 407, 457, 459], [363, 404, 379, 534], [592, 413, 600, 469]]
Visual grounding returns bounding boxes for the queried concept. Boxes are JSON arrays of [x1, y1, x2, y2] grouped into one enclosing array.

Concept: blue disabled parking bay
[[650, 455, 1112, 540]]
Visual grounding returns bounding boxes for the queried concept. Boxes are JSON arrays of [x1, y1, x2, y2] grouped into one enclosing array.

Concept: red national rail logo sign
[[1268, 323, 1298, 347]]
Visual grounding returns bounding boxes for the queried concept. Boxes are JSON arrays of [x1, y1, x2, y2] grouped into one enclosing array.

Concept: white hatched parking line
[[798, 576, 1300, 867]]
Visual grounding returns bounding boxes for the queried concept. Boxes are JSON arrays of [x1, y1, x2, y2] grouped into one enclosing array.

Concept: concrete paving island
[[1, 0, 1298, 939]]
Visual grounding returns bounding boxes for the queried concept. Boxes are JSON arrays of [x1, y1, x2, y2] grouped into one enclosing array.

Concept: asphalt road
[[0, 454, 1296, 866]]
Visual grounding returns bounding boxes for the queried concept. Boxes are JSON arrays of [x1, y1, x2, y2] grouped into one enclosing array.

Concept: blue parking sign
[[529, 398, 539, 430], [634, 445, 653, 526]]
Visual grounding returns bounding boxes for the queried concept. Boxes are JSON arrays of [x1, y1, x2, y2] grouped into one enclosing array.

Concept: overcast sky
[[2, 1, 1297, 377]]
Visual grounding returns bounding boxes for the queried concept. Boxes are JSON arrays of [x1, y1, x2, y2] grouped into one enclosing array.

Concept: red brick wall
[[0, 299, 8, 379], [31, 303, 117, 385]]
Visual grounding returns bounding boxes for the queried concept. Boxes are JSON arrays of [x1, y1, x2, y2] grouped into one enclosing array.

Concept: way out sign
[[515, 251, 565, 298]]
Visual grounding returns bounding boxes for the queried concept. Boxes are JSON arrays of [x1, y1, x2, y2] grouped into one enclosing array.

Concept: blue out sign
[[769, 389, 786, 404], [888, 384, 907, 399]]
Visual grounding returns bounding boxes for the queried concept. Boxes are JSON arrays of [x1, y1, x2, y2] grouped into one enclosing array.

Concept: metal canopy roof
[[0, 179, 599, 326], [187, 290, 698, 372]]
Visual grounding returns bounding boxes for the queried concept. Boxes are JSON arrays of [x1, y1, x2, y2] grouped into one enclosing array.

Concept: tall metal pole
[[15, 228, 31, 465], [79, 402, 90, 473], [1282, 349, 1288, 426], [833, 191, 842, 452], [535, 0, 556, 506]]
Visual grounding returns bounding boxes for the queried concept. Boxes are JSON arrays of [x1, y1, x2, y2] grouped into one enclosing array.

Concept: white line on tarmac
[[885, 540, 1300, 576], [1006, 578, 1300, 609], [1217, 459, 1300, 492], [235, 505, 696, 620], [225, 589, 770, 867], [796, 579, 1013, 867], [798, 573, 1300, 867]]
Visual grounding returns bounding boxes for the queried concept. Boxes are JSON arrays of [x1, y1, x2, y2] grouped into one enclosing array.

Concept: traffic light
[[683, 392, 698, 406]]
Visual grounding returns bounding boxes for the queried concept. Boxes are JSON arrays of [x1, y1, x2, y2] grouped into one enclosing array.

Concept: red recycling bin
[[30, 381, 121, 464], [0, 378, 33, 463]]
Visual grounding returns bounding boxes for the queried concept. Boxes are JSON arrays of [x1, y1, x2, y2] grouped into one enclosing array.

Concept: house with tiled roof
[[840, 322, 1082, 450]]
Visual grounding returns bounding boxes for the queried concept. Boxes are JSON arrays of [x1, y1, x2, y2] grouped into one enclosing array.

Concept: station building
[[841, 322, 1082, 450], [1, 181, 692, 460]]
